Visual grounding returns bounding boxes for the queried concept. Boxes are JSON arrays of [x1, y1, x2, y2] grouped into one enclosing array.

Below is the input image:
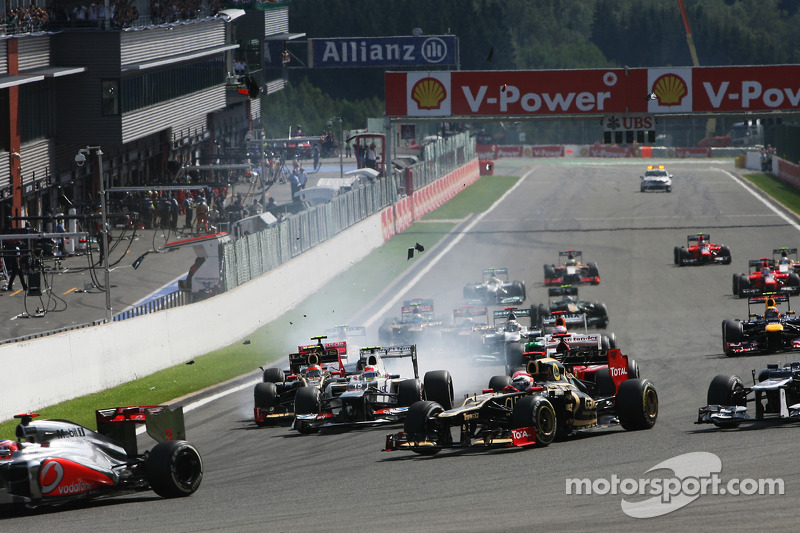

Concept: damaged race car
[[292, 345, 454, 434], [722, 294, 800, 357], [384, 348, 656, 455], [0, 405, 202, 509], [673, 233, 731, 266], [531, 286, 609, 331], [732, 253, 800, 298], [544, 250, 600, 286], [697, 361, 800, 428], [462, 268, 526, 305], [253, 336, 347, 426], [378, 298, 445, 346]]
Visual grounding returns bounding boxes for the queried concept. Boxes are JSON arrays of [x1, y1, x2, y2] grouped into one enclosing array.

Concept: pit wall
[[0, 160, 479, 422]]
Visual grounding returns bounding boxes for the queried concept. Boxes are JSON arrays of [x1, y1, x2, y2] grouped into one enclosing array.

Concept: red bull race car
[[673, 233, 731, 266], [722, 294, 800, 356], [543, 250, 600, 286]]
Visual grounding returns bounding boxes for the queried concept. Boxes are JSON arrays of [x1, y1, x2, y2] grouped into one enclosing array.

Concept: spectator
[[4, 241, 28, 292], [288, 162, 302, 200], [183, 195, 194, 229], [365, 143, 377, 170]]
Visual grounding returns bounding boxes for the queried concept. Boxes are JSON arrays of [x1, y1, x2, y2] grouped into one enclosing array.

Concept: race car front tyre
[[403, 401, 444, 455], [423, 370, 454, 410], [732, 273, 740, 295], [737, 275, 750, 298], [262, 367, 284, 383], [706, 375, 746, 428], [544, 264, 556, 282], [511, 395, 556, 447], [511, 281, 526, 302], [146, 440, 203, 498], [616, 379, 658, 430], [673, 246, 681, 265], [398, 378, 424, 407], [587, 262, 600, 281], [254, 382, 278, 415], [294, 386, 322, 415], [627, 358, 640, 379], [719, 246, 732, 264], [789, 272, 800, 291], [489, 374, 512, 392], [722, 319, 743, 355]]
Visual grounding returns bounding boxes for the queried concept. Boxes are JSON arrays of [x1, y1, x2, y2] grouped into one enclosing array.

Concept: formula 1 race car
[[673, 233, 731, 266], [0, 406, 202, 509], [292, 345, 455, 434], [732, 251, 800, 298], [697, 361, 800, 428], [477, 307, 536, 369], [544, 250, 600, 286], [722, 294, 800, 357], [253, 336, 347, 426], [378, 298, 445, 346], [439, 303, 491, 352], [639, 164, 672, 192], [384, 348, 656, 455], [531, 286, 609, 331], [462, 268, 526, 305]]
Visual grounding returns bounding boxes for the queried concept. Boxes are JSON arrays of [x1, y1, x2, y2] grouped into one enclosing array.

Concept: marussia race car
[[462, 268, 526, 305], [531, 285, 609, 331], [253, 336, 347, 426], [673, 233, 731, 266], [697, 361, 800, 428], [732, 252, 800, 298], [639, 164, 672, 192], [544, 250, 600, 286], [378, 298, 445, 346], [722, 294, 800, 357], [292, 345, 454, 434], [384, 348, 656, 455], [0, 406, 202, 509]]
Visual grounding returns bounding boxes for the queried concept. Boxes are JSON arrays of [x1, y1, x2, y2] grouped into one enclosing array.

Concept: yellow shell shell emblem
[[652, 74, 687, 106], [411, 77, 447, 110]]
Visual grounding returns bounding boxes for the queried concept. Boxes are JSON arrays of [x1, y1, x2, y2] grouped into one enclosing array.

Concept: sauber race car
[[253, 336, 347, 426], [544, 250, 600, 286], [722, 294, 800, 357], [292, 345, 455, 434], [640, 164, 672, 192], [462, 268, 526, 305], [0, 406, 202, 509], [378, 298, 445, 346], [673, 233, 731, 266], [697, 361, 800, 428], [384, 348, 656, 455], [732, 252, 800, 298], [531, 286, 609, 331]]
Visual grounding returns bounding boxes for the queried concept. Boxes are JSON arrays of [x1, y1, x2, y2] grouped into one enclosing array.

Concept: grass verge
[[741, 172, 800, 215]]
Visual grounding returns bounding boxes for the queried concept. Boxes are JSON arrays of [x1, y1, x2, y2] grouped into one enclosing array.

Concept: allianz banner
[[309, 36, 457, 68]]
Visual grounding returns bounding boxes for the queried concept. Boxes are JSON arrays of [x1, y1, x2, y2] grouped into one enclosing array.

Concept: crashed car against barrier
[[462, 268, 526, 305], [0, 405, 202, 509], [732, 251, 800, 298], [378, 298, 445, 346], [531, 285, 609, 331], [697, 361, 800, 428], [722, 294, 800, 357], [544, 250, 600, 286], [384, 348, 656, 455], [253, 335, 347, 426], [639, 164, 672, 192], [673, 233, 731, 266], [292, 345, 454, 434]]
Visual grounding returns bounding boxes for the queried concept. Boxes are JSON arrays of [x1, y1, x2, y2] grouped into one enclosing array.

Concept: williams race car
[[384, 348, 656, 455], [0, 406, 202, 509], [722, 294, 800, 357], [378, 298, 445, 346], [292, 345, 454, 434], [531, 285, 609, 331], [673, 233, 731, 266], [462, 268, 526, 305], [732, 251, 800, 298], [544, 250, 600, 286], [639, 164, 672, 192], [697, 361, 800, 428]]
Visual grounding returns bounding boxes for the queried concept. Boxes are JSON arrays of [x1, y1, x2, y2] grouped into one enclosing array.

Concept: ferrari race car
[[697, 361, 800, 428], [531, 285, 609, 331], [639, 164, 672, 192], [384, 348, 657, 455], [544, 250, 600, 286], [673, 233, 731, 266], [462, 268, 526, 305], [722, 294, 800, 357], [732, 251, 800, 298], [253, 336, 347, 426], [0, 406, 202, 509], [378, 298, 444, 346], [292, 345, 455, 434]]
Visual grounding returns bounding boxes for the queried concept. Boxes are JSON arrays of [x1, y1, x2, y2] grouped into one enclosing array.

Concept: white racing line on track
[[718, 168, 800, 232]]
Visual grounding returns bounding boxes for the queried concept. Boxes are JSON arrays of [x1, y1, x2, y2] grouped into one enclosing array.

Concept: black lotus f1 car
[[0, 405, 202, 509]]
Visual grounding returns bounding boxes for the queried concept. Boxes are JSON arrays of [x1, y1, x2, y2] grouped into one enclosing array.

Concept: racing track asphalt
[[3, 158, 798, 531]]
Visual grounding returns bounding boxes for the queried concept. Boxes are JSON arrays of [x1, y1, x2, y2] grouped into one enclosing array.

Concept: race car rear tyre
[[398, 378, 424, 407], [423, 370, 454, 410], [505, 343, 524, 375], [146, 440, 203, 498], [511, 395, 556, 447], [544, 264, 556, 282], [587, 262, 600, 282], [403, 401, 444, 455], [489, 375, 512, 392], [594, 368, 617, 397], [722, 319, 743, 356], [601, 334, 617, 351], [616, 379, 658, 430], [737, 275, 750, 298], [294, 386, 322, 415], [719, 246, 732, 264], [262, 367, 284, 383]]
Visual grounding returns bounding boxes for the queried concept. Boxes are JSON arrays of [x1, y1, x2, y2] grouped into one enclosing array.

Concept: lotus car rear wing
[[290, 336, 346, 375], [95, 405, 186, 456]]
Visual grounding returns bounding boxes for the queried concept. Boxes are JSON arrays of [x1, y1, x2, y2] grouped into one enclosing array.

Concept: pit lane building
[[0, 0, 301, 228]]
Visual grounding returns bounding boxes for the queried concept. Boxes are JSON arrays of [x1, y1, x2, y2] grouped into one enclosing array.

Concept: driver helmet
[[553, 325, 568, 336], [306, 364, 322, 379], [0, 439, 18, 458], [511, 372, 534, 392], [363, 366, 380, 381]]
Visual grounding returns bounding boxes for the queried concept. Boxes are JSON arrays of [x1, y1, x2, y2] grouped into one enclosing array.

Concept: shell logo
[[652, 73, 688, 106], [411, 77, 447, 110]]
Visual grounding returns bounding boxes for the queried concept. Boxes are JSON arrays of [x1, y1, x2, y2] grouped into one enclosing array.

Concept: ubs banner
[[309, 36, 457, 68]]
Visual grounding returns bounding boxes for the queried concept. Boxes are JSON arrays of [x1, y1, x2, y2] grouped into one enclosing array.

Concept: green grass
[[742, 172, 800, 215], [0, 175, 518, 436]]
